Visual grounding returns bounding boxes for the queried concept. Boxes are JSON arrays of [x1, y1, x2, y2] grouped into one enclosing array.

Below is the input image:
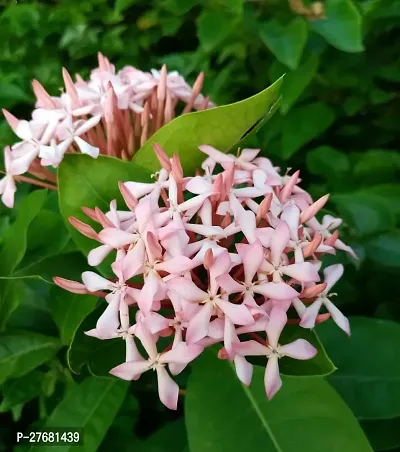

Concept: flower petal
[[234, 340, 268, 356], [264, 355, 282, 399], [265, 307, 287, 348], [98, 228, 136, 247], [323, 264, 344, 292], [156, 366, 179, 410], [160, 342, 203, 364], [234, 355, 253, 386], [218, 299, 254, 326], [110, 360, 149, 380], [82, 271, 112, 291], [279, 339, 317, 360], [271, 221, 290, 265], [186, 302, 214, 344], [254, 282, 298, 301]]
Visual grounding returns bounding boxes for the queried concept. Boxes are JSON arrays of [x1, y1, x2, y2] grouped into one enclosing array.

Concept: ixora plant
[[0, 54, 368, 437]]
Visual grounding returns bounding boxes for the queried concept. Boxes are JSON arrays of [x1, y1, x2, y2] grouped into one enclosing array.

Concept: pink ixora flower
[[55, 144, 353, 409], [1, 53, 214, 208]]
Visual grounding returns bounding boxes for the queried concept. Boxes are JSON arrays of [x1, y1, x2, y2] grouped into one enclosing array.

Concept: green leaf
[[68, 304, 125, 376], [0, 331, 60, 385], [259, 18, 308, 70], [281, 103, 335, 159], [0, 370, 44, 412], [197, 10, 239, 52], [360, 185, 400, 217], [50, 287, 98, 345], [132, 419, 188, 451], [58, 154, 150, 273], [0, 190, 48, 277], [185, 349, 372, 452], [133, 78, 282, 174], [354, 150, 400, 184], [365, 232, 400, 268], [306, 146, 350, 178], [269, 55, 320, 114], [29, 377, 129, 452], [317, 317, 400, 420], [361, 417, 400, 451], [310, 0, 364, 53], [332, 192, 395, 236]]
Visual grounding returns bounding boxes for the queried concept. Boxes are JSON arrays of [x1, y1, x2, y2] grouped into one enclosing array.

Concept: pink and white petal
[[271, 222, 290, 265], [124, 181, 155, 199], [137, 272, 159, 313], [186, 303, 214, 344], [143, 312, 170, 334], [234, 356, 254, 386], [233, 187, 264, 198], [207, 318, 224, 340], [299, 298, 323, 329], [198, 145, 234, 165], [125, 336, 143, 362], [279, 339, 317, 360], [281, 205, 300, 241], [234, 340, 268, 357], [265, 307, 287, 348], [88, 244, 113, 266], [156, 366, 179, 410], [240, 148, 260, 162], [243, 240, 264, 284], [323, 264, 344, 292], [186, 176, 210, 194], [239, 210, 257, 244], [75, 115, 102, 135], [123, 243, 145, 281], [216, 274, 243, 294], [110, 360, 149, 380], [325, 299, 350, 335], [255, 227, 274, 248], [82, 271, 112, 291], [167, 277, 207, 303], [281, 262, 320, 283], [334, 239, 358, 259], [254, 282, 298, 301], [160, 342, 203, 364], [96, 297, 120, 332], [0, 176, 16, 208], [264, 355, 282, 400], [185, 223, 223, 237], [135, 324, 158, 359], [156, 256, 194, 274], [98, 228, 136, 247], [218, 299, 254, 326], [236, 316, 269, 334], [179, 194, 209, 212], [74, 136, 99, 158], [85, 328, 119, 340]]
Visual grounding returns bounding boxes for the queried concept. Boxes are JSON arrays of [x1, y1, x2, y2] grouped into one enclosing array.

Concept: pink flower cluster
[[0, 53, 213, 208], [55, 145, 355, 410]]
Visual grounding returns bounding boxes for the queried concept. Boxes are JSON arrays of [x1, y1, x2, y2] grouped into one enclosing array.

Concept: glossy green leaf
[[186, 349, 372, 452], [29, 377, 129, 452], [310, 0, 364, 52], [197, 10, 239, 52], [306, 146, 350, 177], [360, 185, 400, 217], [332, 192, 395, 236], [58, 154, 150, 272], [132, 78, 283, 174], [269, 55, 320, 114], [0, 331, 60, 385], [354, 150, 400, 184], [366, 232, 400, 268], [259, 18, 308, 70], [281, 103, 335, 159], [68, 304, 125, 376], [0, 370, 44, 412], [0, 189, 47, 277], [317, 317, 400, 420], [361, 417, 400, 451]]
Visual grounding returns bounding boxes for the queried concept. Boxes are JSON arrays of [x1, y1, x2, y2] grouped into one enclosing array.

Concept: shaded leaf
[[306, 146, 350, 178], [361, 417, 400, 451], [259, 18, 308, 70], [0, 370, 44, 412], [317, 317, 400, 420], [197, 10, 239, 52], [365, 232, 400, 268]]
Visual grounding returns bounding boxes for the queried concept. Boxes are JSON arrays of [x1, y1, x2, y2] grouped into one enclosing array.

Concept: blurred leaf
[[186, 348, 372, 452], [0, 370, 44, 412], [310, 0, 364, 52], [361, 417, 400, 451], [332, 192, 395, 236], [317, 317, 400, 420], [0, 190, 47, 277], [161, 0, 200, 15], [307, 146, 350, 177], [354, 150, 400, 184], [68, 304, 125, 376], [32, 377, 129, 452], [0, 82, 31, 109], [50, 287, 98, 345], [133, 78, 283, 174], [281, 103, 335, 159], [132, 419, 188, 451], [259, 18, 308, 70], [197, 10, 239, 52], [360, 184, 400, 217], [58, 155, 150, 276], [365, 231, 400, 268], [0, 331, 60, 385], [269, 55, 320, 114]]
